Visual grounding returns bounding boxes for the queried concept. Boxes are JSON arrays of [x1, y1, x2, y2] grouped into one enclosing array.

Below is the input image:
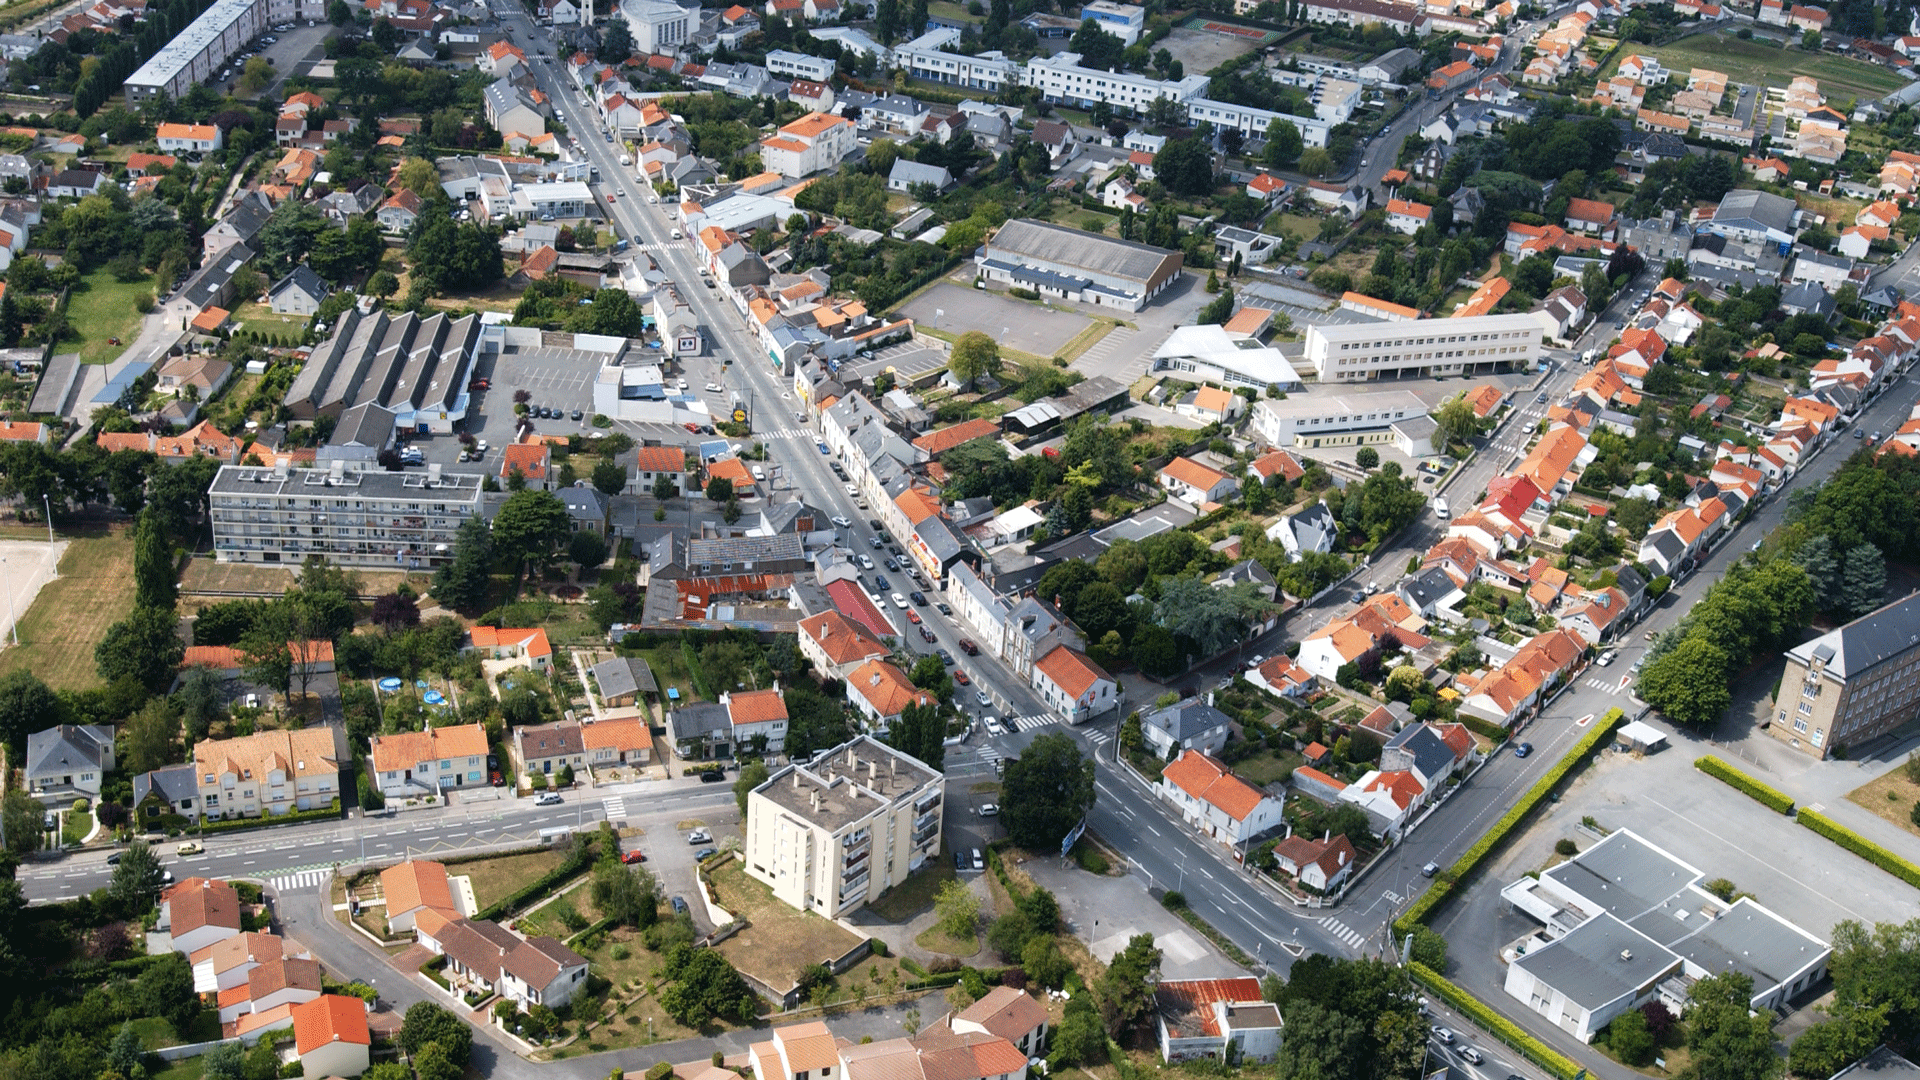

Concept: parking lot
[[900, 284, 1096, 359], [1432, 733, 1920, 1054]]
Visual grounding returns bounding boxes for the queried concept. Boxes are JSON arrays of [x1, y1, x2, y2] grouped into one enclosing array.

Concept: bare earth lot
[[704, 858, 864, 994], [1159, 26, 1263, 76], [900, 283, 1095, 360]]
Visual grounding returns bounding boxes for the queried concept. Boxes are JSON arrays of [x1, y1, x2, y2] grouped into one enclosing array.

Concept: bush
[[1161, 891, 1186, 909], [610, 944, 630, 961], [1411, 963, 1581, 1080], [1693, 755, 1794, 813], [1397, 709, 1625, 936], [1798, 808, 1920, 887], [646, 1062, 673, 1080], [1554, 838, 1577, 857]]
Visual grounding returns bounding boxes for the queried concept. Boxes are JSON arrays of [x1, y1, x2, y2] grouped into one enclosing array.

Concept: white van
[[1433, 496, 1450, 518], [750, 464, 766, 481]]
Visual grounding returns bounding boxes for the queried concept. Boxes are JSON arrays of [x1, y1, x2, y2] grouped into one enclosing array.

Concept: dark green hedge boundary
[[1395, 708, 1625, 936], [1797, 809, 1920, 888], [1693, 755, 1795, 814], [473, 840, 596, 922], [196, 800, 343, 835], [1411, 963, 1582, 1080]]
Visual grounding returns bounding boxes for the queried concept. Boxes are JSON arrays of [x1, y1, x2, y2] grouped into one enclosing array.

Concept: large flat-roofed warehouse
[[978, 219, 1184, 312], [283, 308, 482, 434], [1303, 311, 1543, 381]]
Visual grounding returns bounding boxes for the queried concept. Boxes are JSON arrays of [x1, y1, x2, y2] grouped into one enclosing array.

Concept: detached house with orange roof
[[367, 723, 489, 798], [797, 610, 890, 678], [191, 931, 309, 994], [1299, 594, 1430, 682], [1159, 456, 1239, 507], [760, 111, 854, 179], [845, 659, 936, 732], [290, 995, 371, 1079], [156, 122, 222, 154], [1514, 424, 1594, 501], [161, 877, 242, 956], [1154, 976, 1286, 1063], [1158, 750, 1283, 848], [380, 859, 461, 933], [725, 685, 790, 753], [499, 440, 552, 490], [1031, 644, 1118, 723], [464, 626, 553, 672]]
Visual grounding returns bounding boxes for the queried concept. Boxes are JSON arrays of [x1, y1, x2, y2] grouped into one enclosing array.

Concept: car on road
[[536, 792, 564, 806], [705, 383, 723, 392], [1856, 428, 1866, 439], [884, 556, 899, 571], [700, 769, 727, 783], [919, 625, 937, 642], [1597, 650, 1615, 666], [1432, 1027, 1455, 1044], [985, 716, 1006, 736], [1421, 861, 1440, 877], [869, 536, 883, 549], [907, 609, 921, 625], [670, 896, 689, 915], [621, 849, 647, 864], [1513, 741, 1533, 758], [833, 516, 852, 528], [952, 669, 970, 685], [977, 690, 992, 707], [1535, 392, 1548, 403], [958, 639, 979, 655], [868, 518, 883, 530], [695, 848, 718, 861], [937, 602, 953, 616], [687, 828, 712, 844], [891, 592, 909, 609], [874, 574, 890, 591], [817, 441, 831, 454], [107, 851, 123, 865], [1351, 590, 1367, 604], [910, 591, 927, 606], [936, 648, 954, 665], [845, 483, 859, 496], [177, 841, 203, 856], [971, 848, 985, 870]]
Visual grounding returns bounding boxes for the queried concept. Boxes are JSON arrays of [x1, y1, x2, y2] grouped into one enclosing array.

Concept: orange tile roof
[[292, 995, 370, 1055], [1387, 198, 1432, 220], [705, 456, 753, 486], [191, 931, 288, 972], [1222, 306, 1274, 335], [1454, 276, 1509, 318], [581, 716, 652, 753], [380, 861, 452, 916], [847, 659, 934, 718], [0, 420, 45, 442], [1341, 291, 1422, 319], [1192, 387, 1236, 415], [628, 445, 686, 473], [368, 723, 489, 775], [1564, 197, 1614, 225], [799, 610, 889, 666], [1250, 450, 1304, 482], [191, 307, 231, 333], [521, 245, 559, 280], [727, 687, 788, 725], [168, 877, 241, 935], [1463, 383, 1505, 417], [894, 486, 943, 526], [500, 441, 550, 480], [1160, 750, 1270, 821], [911, 417, 1001, 456], [779, 112, 847, 139], [1161, 456, 1231, 492], [1362, 770, 1424, 809], [157, 122, 219, 141], [1516, 425, 1587, 493], [1033, 644, 1110, 699], [778, 1022, 839, 1072]]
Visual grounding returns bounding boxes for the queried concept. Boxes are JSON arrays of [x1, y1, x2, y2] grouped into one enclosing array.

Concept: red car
[[621, 850, 646, 864], [958, 639, 979, 656], [470, 377, 489, 391], [907, 610, 921, 624], [952, 669, 971, 685], [683, 422, 700, 433]]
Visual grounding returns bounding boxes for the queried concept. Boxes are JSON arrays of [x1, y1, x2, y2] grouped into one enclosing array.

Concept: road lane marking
[[1145, 822, 1161, 836]]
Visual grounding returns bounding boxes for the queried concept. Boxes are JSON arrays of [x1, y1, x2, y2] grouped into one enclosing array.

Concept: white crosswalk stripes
[[1320, 917, 1367, 949], [1085, 729, 1112, 747], [1584, 677, 1630, 695], [603, 795, 628, 822], [268, 867, 333, 894], [1010, 713, 1059, 730]]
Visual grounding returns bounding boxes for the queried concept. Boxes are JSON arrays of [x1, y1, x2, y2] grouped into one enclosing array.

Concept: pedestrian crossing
[[631, 241, 693, 253], [602, 795, 628, 822], [268, 866, 333, 894], [1583, 675, 1632, 695], [1084, 728, 1113, 747], [753, 428, 816, 441], [1320, 916, 1367, 949], [1008, 713, 1061, 731]]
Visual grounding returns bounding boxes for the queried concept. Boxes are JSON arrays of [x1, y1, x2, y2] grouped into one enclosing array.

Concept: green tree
[[1053, 995, 1108, 1065], [1827, 918, 1920, 1046], [203, 1043, 245, 1080], [1155, 576, 1256, 657], [948, 330, 1002, 390], [108, 1022, 145, 1079], [1687, 972, 1778, 1080], [2, 789, 42, 857], [1608, 1007, 1655, 1066], [1842, 542, 1886, 619], [108, 839, 166, 914], [491, 490, 571, 580], [706, 476, 735, 503], [137, 952, 200, 1033], [0, 669, 58, 752], [98, 604, 185, 691], [1154, 137, 1214, 197], [569, 529, 609, 569], [1197, 287, 1235, 325], [412, 1041, 463, 1080], [659, 944, 758, 1026], [133, 510, 177, 611], [398, 1002, 473, 1068], [590, 859, 660, 929], [1354, 446, 1379, 470], [933, 878, 980, 940], [592, 460, 627, 497], [122, 697, 180, 775], [1023, 934, 1072, 989], [431, 514, 494, 613], [887, 700, 948, 770], [1000, 733, 1095, 852], [733, 759, 770, 815], [1094, 933, 1161, 1036], [1788, 1005, 1886, 1080], [1298, 148, 1334, 177], [1264, 118, 1303, 166]]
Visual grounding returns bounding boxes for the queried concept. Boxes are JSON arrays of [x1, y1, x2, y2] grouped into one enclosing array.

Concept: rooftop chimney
[[811, 790, 821, 811]]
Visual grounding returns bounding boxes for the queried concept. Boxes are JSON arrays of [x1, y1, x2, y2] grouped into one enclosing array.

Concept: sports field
[[0, 528, 132, 691], [1601, 31, 1908, 101]]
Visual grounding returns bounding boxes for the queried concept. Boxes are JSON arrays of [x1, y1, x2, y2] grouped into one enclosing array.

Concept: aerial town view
[[2, 0, 1920, 1076]]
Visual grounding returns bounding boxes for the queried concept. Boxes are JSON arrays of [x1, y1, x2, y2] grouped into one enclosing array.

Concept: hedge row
[[196, 801, 343, 836], [474, 842, 596, 922], [1693, 755, 1795, 814], [1410, 963, 1582, 1080], [1396, 709, 1626, 936], [1457, 715, 1511, 744], [1797, 809, 1920, 888]]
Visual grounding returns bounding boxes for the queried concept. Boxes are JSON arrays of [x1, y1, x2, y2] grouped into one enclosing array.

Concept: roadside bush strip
[[1410, 963, 1581, 1080], [1395, 708, 1625, 937], [1797, 809, 1920, 888], [196, 802, 343, 835], [1693, 755, 1795, 814], [1169, 905, 1257, 969]]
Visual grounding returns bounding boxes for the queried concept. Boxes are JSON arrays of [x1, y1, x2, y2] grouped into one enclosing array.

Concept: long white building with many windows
[[1020, 53, 1209, 115], [1303, 312, 1543, 381], [894, 27, 1018, 91], [127, 0, 327, 101], [1187, 98, 1331, 148], [209, 463, 484, 568]]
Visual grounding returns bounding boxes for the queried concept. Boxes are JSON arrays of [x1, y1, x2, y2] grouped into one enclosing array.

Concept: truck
[[1433, 496, 1449, 518]]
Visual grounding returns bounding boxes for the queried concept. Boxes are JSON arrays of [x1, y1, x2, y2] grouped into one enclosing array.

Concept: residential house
[[381, 860, 458, 933], [1158, 751, 1284, 849], [724, 685, 789, 753], [1031, 644, 1119, 723], [1158, 457, 1239, 506], [367, 723, 489, 799], [464, 626, 553, 672], [514, 720, 585, 781], [291, 996, 371, 1079], [161, 878, 242, 956], [25, 724, 114, 806], [582, 717, 652, 767], [1140, 697, 1232, 759], [1154, 978, 1285, 1064], [192, 729, 340, 821], [845, 658, 936, 732], [1271, 833, 1357, 891]]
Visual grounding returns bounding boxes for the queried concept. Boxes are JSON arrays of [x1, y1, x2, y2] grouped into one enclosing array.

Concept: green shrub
[[610, 944, 630, 961], [646, 1061, 673, 1080], [1693, 755, 1795, 813], [1554, 839, 1577, 857], [1161, 891, 1186, 910], [1797, 809, 1920, 888], [1396, 709, 1625, 936], [1411, 963, 1581, 1080]]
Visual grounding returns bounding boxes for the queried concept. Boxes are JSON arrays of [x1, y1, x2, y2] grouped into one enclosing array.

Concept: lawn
[[1234, 747, 1305, 787], [865, 861, 956, 922], [65, 271, 157, 364], [0, 527, 137, 692], [514, 882, 600, 940], [1598, 31, 1908, 101], [228, 300, 312, 338], [61, 806, 92, 846], [914, 924, 981, 957], [150, 1057, 206, 1080], [703, 858, 865, 994], [456, 848, 572, 911], [1845, 762, 1920, 840], [626, 643, 700, 703]]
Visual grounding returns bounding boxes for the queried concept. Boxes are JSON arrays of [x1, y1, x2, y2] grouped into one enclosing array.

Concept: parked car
[[985, 716, 1006, 736], [979, 803, 998, 817], [621, 849, 647, 864], [954, 851, 967, 870], [670, 896, 689, 915], [937, 602, 953, 616], [936, 648, 954, 665], [695, 848, 718, 861], [1513, 741, 1533, 758], [873, 574, 890, 591], [952, 669, 970, 685], [687, 828, 712, 844], [958, 639, 979, 656], [919, 625, 936, 643], [832, 516, 852, 528], [970, 848, 985, 871], [536, 792, 564, 806], [106, 851, 123, 865], [699, 769, 727, 783], [910, 591, 927, 606]]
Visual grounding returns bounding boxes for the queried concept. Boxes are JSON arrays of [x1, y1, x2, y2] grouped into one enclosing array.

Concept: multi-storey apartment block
[[193, 729, 340, 820], [209, 463, 484, 568], [1771, 592, 1920, 758]]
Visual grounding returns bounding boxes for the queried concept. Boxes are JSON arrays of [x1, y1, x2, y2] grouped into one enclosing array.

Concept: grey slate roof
[[26, 724, 112, 777], [1711, 188, 1796, 236], [560, 485, 608, 523], [1787, 591, 1920, 679], [1142, 699, 1231, 743], [1509, 912, 1681, 1010], [591, 656, 657, 700], [1382, 723, 1456, 782], [986, 219, 1179, 286], [329, 402, 397, 449], [221, 191, 276, 242], [134, 763, 199, 808], [668, 701, 732, 740], [270, 264, 331, 303], [888, 159, 952, 189], [685, 532, 804, 566], [914, 515, 968, 565], [1285, 501, 1338, 552], [1398, 565, 1460, 613]]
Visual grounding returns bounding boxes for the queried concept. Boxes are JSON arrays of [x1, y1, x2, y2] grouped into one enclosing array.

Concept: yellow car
[[176, 841, 203, 856]]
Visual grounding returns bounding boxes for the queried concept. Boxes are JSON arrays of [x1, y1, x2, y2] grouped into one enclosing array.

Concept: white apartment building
[[209, 463, 485, 567], [1251, 391, 1429, 447], [1303, 312, 1543, 381], [1081, 0, 1145, 42], [760, 111, 855, 178], [894, 27, 1018, 92], [765, 49, 835, 81], [126, 0, 275, 100], [1021, 52, 1208, 116], [619, 0, 691, 54], [744, 737, 944, 918], [1187, 98, 1331, 148]]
